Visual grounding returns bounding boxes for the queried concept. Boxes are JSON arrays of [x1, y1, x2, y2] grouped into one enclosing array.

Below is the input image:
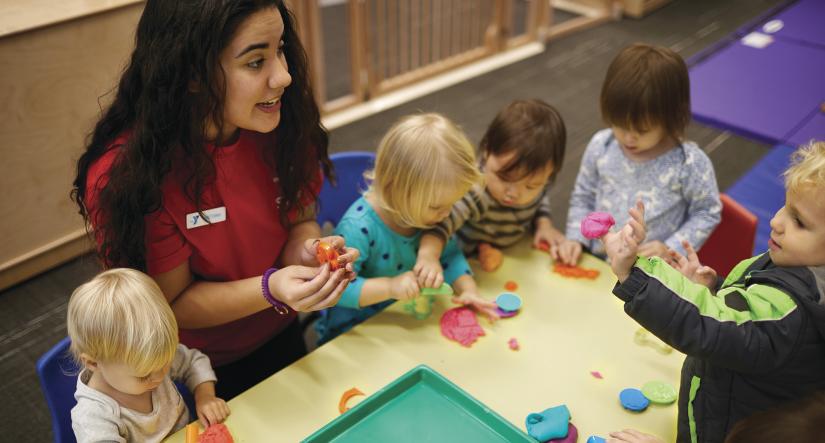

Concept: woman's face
[[215, 7, 292, 141]]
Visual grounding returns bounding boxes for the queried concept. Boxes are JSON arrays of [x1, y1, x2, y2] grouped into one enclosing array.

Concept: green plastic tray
[[303, 365, 533, 442]]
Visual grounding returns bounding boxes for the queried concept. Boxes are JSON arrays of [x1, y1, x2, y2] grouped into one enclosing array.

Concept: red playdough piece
[[504, 280, 518, 291], [440, 307, 485, 347], [316, 241, 341, 270], [197, 424, 234, 443], [536, 240, 551, 252], [580, 212, 615, 239], [553, 263, 600, 280]]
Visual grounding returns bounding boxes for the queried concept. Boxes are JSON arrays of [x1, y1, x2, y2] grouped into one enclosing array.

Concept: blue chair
[[37, 337, 78, 443], [317, 151, 375, 227], [37, 337, 197, 443]]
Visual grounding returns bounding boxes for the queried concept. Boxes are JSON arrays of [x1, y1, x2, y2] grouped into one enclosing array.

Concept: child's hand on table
[[413, 253, 444, 289], [602, 201, 646, 282], [194, 382, 230, 427], [453, 291, 499, 322], [533, 218, 567, 260], [390, 272, 420, 301], [555, 239, 583, 265]]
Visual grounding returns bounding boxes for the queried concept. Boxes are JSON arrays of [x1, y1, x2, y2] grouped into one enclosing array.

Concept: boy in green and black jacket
[[601, 141, 825, 443]]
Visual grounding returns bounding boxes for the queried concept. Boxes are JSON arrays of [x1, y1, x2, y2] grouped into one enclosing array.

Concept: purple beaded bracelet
[[262, 267, 290, 315]]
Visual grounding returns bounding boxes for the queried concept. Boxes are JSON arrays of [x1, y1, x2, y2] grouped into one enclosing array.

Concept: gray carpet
[[0, 0, 784, 440]]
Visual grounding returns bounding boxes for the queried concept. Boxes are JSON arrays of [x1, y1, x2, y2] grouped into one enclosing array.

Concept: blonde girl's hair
[[67, 268, 178, 375], [784, 141, 825, 193], [365, 113, 482, 229]]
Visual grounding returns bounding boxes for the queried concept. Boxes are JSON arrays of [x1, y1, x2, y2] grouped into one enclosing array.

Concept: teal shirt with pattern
[[315, 196, 472, 344]]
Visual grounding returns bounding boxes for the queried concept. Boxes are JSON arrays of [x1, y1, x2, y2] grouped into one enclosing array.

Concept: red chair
[[697, 193, 758, 276]]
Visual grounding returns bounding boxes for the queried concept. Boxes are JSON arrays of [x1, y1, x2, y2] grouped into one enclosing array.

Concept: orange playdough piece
[[197, 424, 234, 443], [478, 243, 503, 272], [553, 263, 600, 279], [338, 387, 365, 414], [504, 281, 518, 291], [316, 241, 341, 270], [185, 423, 199, 443]]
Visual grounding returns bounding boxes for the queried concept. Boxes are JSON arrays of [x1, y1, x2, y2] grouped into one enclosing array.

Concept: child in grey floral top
[[563, 43, 721, 262]]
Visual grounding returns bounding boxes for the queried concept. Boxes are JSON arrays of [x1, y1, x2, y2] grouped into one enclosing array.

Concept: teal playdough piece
[[642, 381, 677, 404], [525, 404, 570, 441], [619, 388, 650, 412], [420, 283, 454, 297], [496, 292, 522, 312], [586, 437, 606, 443]]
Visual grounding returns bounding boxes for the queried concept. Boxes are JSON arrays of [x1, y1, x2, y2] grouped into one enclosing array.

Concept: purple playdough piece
[[580, 212, 615, 239], [496, 307, 518, 318], [547, 423, 578, 443]]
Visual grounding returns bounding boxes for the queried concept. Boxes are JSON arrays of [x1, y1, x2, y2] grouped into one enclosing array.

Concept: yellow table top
[[168, 241, 683, 442]]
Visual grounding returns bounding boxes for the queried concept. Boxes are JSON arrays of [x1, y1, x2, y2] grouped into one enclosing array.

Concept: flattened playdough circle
[[619, 388, 649, 411], [496, 307, 519, 318], [496, 293, 522, 312], [642, 381, 677, 404]]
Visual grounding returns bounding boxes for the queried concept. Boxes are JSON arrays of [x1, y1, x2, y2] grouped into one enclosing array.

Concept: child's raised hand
[[389, 271, 420, 301], [667, 240, 718, 291], [193, 382, 230, 428], [637, 240, 669, 259], [452, 291, 499, 322], [413, 255, 444, 289], [268, 264, 350, 311], [602, 201, 646, 282]]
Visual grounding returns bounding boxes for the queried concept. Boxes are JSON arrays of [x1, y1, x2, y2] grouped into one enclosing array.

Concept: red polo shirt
[[86, 130, 321, 365]]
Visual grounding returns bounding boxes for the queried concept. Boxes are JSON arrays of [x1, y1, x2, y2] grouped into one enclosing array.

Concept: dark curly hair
[[71, 0, 332, 270]]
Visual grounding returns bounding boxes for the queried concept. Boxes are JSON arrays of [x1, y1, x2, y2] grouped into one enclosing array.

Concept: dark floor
[[0, 0, 784, 441]]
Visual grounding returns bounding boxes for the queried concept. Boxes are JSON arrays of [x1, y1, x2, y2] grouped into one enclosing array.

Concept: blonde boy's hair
[[366, 113, 482, 229], [67, 268, 178, 374], [785, 141, 825, 194]]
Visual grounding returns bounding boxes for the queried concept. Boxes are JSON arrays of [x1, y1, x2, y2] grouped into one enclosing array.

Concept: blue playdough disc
[[496, 292, 522, 312], [619, 388, 650, 412]]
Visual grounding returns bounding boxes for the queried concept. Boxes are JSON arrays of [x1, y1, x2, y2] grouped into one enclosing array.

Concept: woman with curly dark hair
[[72, 0, 358, 399]]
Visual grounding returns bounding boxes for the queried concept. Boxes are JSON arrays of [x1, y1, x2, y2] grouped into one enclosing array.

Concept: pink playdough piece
[[508, 338, 520, 350], [440, 307, 485, 347], [580, 212, 615, 239], [590, 371, 603, 379]]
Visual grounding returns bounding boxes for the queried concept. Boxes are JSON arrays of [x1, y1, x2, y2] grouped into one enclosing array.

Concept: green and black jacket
[[613, 254, 825, 443]]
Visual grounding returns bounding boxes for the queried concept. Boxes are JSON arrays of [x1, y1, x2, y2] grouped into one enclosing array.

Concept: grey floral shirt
[[566, 129, 721, 256]]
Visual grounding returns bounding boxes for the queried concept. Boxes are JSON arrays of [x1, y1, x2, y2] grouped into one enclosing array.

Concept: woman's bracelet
[[262, 267, 290, 315]]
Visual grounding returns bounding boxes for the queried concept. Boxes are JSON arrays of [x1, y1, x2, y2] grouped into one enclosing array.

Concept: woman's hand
[[268, 264, 350, 311], [300, 236, 359, 275]]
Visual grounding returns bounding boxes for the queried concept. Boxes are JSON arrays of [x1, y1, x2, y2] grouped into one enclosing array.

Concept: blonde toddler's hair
[[785, 141, 825, 194], [67, 268, 178, 375], [366, 113, 482, 228]]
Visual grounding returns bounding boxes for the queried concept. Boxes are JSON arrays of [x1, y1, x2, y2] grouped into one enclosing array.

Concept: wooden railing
[[290, 0, 615, 115]]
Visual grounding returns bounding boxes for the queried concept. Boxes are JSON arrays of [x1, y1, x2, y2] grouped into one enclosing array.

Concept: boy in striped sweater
[[415, 99, 575, 286]]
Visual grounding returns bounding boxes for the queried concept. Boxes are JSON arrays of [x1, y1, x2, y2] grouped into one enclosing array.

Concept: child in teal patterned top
[[315, 114, 499, 344]]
